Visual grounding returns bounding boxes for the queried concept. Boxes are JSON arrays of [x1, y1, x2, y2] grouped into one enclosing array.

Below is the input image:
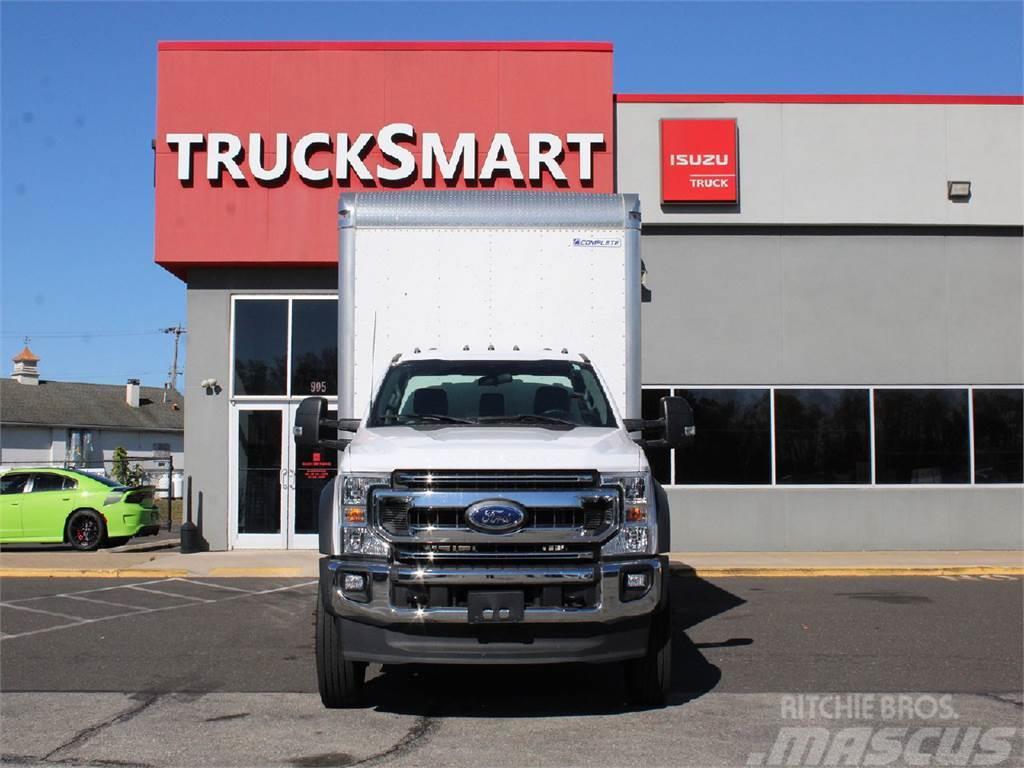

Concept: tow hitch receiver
[[468, 591, 525, 623]]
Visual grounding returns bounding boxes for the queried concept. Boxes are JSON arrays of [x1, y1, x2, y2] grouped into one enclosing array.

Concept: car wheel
[[315, 588, 365, 708], [66, 510, 106, 552]]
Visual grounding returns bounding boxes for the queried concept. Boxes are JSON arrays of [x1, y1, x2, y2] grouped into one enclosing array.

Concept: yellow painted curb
[[0, 569, 189, 579], [208, 567, 304, 577], [670, 565, 1024, 578]]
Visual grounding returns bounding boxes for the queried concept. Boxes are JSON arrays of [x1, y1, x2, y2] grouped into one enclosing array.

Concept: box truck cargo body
[[339, 192, 641, 419], [296, 191, 692, 708]]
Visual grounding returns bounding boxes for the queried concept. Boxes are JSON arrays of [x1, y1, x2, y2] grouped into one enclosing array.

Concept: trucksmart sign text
[[165, 125, 605, 185], [660, 119, 738, 203]]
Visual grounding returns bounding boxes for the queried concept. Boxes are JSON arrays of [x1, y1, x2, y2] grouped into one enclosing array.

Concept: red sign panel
[[155, 42, 614, 277], [660, 119, 738, 203]]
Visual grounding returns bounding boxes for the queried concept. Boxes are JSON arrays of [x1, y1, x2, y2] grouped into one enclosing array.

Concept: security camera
[[200, 378, 218, 389]]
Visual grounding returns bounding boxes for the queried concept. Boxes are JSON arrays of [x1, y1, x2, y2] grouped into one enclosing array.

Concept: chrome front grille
[[370, 470, 619, 565], [391, 469, 599, 491], [392, 541, 598, 564]]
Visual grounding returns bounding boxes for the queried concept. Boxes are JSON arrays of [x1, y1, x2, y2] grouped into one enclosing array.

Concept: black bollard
[[180, 475, 201, 554]]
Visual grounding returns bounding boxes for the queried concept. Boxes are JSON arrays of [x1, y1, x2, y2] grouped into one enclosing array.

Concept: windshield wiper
[[476, 414, 578, 427], [393, 414, 478, 425]]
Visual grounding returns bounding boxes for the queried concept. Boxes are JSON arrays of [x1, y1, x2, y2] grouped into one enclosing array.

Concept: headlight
[[600, 472, 656, 556], [339, 474, 390, 557]]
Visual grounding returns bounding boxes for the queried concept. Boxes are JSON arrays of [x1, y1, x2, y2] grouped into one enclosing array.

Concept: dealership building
[[155, 41, 1023, 552]]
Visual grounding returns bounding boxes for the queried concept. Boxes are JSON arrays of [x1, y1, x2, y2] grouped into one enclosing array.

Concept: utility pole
[[161, 324, 187, 400]]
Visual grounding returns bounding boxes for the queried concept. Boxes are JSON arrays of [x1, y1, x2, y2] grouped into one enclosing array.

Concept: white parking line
[[0, 580, 316, 641], [171, 579, 259, 594], [125, 585, 214, 603], [0, 602, 87, 622], [63, 595, 149, 611], [3, 578, 184, 605]]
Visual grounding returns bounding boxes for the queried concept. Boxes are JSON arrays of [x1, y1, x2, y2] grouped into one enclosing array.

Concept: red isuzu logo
[[660, 119, 738, 203]]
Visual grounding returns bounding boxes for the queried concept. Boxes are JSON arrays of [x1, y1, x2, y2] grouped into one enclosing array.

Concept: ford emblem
[[465, 500, 526, 533]]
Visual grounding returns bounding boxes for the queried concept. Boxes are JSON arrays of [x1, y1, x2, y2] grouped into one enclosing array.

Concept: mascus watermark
[[746, 696, 1019, 766], [747, 726, 1017, 766]]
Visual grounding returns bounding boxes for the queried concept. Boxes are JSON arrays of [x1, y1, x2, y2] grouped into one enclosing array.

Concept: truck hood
[[344, 426, 645, 473]]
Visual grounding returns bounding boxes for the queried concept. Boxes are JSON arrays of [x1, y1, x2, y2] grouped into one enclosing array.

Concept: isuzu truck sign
[[660, 119, 738, 203], [165, 125, 605, 185]]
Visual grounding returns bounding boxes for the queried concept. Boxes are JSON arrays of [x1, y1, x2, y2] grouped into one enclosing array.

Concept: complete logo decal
[[464, 500, 527, 533]]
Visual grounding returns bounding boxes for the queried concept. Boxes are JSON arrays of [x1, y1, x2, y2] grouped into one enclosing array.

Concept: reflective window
[[874, 389, 969, 484], [30, 473, 66, 493], [641, 388, 672, 485], [294, 409, 337, 535], [973, 389, 1023, 484], [237, 410, 282, 534], [775, 389, 870, 484], [1, 474, 29, 495], [234, 300, 287, 396], [675, 389, 770, 484], [291, 300, 338, 396]]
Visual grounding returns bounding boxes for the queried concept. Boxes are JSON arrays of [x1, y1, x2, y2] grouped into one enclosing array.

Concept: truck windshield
[[368, 359, 617, 429]]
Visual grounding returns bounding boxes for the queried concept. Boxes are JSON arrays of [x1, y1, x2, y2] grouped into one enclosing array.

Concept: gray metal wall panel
[[185, 286, 232, 551], [616, 102, 1023, 226], [666, 487, 1024, 551], [641, 233, 1023, 385]]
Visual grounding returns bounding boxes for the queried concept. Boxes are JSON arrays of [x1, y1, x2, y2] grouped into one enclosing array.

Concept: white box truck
[[295, 191, 693, 707]]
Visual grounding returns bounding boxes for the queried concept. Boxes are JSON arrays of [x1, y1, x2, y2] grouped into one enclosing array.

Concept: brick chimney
[[126, 378, 141, 408], [11, 346, 40, 385]]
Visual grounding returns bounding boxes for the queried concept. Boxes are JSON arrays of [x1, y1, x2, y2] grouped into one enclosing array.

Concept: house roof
[[0, 379, 184, 432]]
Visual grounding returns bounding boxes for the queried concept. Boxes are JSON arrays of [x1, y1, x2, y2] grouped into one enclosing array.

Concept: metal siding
[[666, 487, 1024, 551], [641, 233, 1023, 385], [616, 102, 1023, 226], [184, 286, 232, 551]]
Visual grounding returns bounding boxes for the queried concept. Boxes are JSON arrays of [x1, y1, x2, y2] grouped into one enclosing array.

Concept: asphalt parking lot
[[1, 574, 1021, 767]]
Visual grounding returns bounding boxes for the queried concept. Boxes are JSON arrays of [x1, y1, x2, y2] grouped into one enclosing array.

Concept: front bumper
[[320, 555, 665, 664], [324, 556, 663, 625]]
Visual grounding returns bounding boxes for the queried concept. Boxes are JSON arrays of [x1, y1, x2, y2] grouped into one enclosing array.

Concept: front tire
[[625, 603, 672, 707], [66, 510, 106, 552], [315, 589, 365, 708]]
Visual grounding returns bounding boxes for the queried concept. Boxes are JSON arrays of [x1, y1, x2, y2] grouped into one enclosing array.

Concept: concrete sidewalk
[[0, 548, 1021, 578]]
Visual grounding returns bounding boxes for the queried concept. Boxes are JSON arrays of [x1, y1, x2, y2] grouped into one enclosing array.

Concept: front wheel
[[66, 510, 106, 552], [625, 604, 672, 707], [315, 588, 365, 708]]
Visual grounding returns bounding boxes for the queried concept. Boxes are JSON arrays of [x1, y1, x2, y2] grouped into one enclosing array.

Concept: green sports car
[[0, 468, 161, 550]]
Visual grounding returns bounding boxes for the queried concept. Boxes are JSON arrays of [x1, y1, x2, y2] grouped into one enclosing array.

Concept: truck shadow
[[362, 572, 747, 716]]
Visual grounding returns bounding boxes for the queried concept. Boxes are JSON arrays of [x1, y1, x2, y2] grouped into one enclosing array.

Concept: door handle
[[61, 496, 70, 501]]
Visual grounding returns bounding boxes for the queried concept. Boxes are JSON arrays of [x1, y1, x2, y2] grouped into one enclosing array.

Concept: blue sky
[[2, 1, 1021, 387]]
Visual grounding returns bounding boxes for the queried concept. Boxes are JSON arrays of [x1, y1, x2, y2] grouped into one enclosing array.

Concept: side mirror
[[294, 397, 358, 451], [660, 396, 695, 449], [625, 396, 695, 448], [294, 397, 327, 450]]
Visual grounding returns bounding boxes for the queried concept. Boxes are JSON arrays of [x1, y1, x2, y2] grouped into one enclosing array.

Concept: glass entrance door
[[231, 403, 338, 549]]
